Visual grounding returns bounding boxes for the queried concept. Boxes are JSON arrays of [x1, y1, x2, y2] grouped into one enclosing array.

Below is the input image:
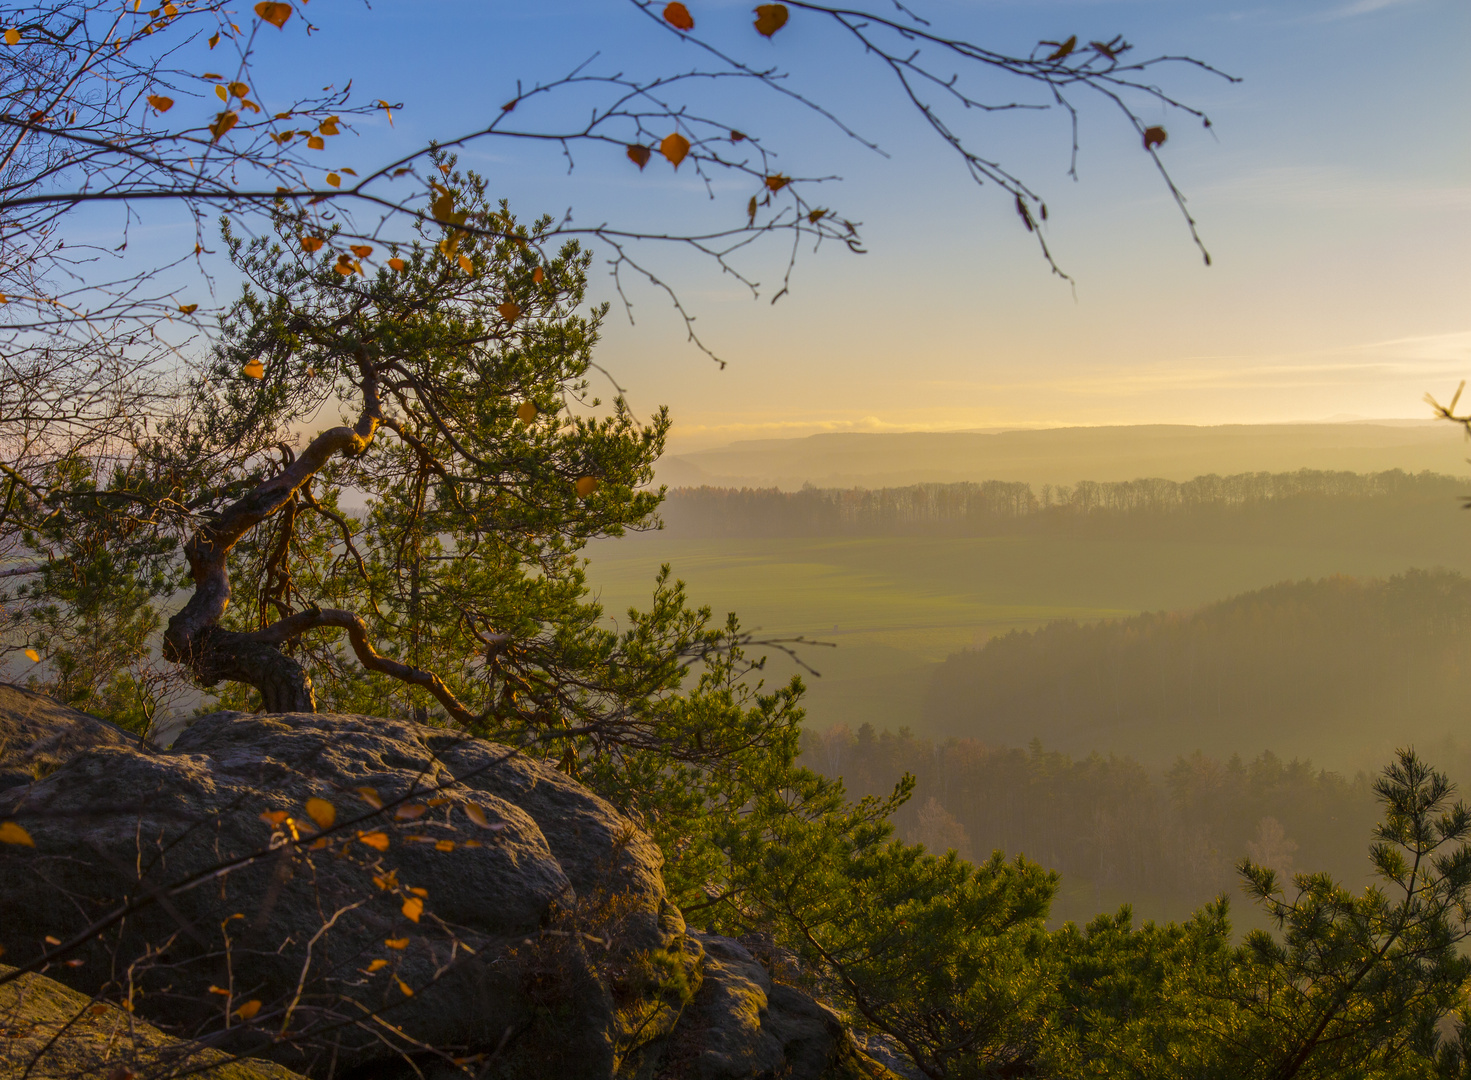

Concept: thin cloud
[[1326, 0, 1422, 16], [1196, 166, 1471, 212]]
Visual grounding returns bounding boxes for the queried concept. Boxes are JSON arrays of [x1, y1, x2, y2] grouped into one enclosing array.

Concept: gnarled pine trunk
[[163, 407, 380, 712]]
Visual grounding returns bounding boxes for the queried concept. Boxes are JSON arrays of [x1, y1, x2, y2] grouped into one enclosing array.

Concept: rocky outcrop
[[0, 710, 694, 1078], [0, 963, 303, 1079], [0, 702, 906, 1080], [0, 680, 136, 790], [641, 933, 902, 1080]]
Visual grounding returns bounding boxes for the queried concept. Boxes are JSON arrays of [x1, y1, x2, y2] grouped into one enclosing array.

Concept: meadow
[[585, 519, 1471, 747]]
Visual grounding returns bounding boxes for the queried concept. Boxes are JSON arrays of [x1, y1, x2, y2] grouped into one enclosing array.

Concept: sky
[[151, 0, 1471, 452]]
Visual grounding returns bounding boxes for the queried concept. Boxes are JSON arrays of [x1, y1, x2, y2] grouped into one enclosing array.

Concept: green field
[[584, 530, 1471, 741]]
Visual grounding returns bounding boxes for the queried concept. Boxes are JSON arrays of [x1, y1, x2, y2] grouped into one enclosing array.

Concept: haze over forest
[[656, 420, 1466, 490], [3, 0, 1469, 1074], [589, 421, 1471, 923]]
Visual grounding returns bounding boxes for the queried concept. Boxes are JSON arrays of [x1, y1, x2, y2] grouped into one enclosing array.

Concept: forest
[[659, 469, 1471, 540], [800, 723, 1384, 929], [922, 568, 1471, 766]]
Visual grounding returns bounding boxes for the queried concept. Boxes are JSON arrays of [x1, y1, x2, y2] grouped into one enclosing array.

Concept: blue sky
[[174, 0, 1470, 449]]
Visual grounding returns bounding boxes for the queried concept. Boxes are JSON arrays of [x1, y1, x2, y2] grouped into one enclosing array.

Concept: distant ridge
[[656, 422, 1465, 490]]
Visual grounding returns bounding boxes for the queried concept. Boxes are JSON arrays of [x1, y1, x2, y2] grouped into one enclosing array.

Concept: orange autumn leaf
[[663, 2, 694, 31], [498, 301, 522, 322], [576, 477, 600, 498], [300, 235, 324, 253], [1046, 35, 1077, 62], [366, 958, 389, 972], [209, 111, 238, 141], [517, 401, 538, 424], [232, 999, 262, 1020], [4, 28, 20, 46], [532, 266, 544, 284], [325, 172, 341, 188], [753, 3, 788, 36], [660, 133, 690, 168], [0, 821, 34, 847], [1143, 125, 1167, 151], [358, 831, 390, 851], [253, 2, 291, 28], [408, 887, 428, 897], [458, 253, 474, 275], [178, 303, 198, 314], [384, 936, 409, 949], [387, 257, 406, 271], [259, 809, 289, 826], [435, 840, 455, 852], [626, 144, 651, 170], [356, 786, 384, 809], [242, 360, 265, 380], [401, 897, 424, 923], [373, 870, 399, 891], [350, 244, 373, 258], [147, 95, 173, 112], [764, 174, 790, 192], [306, 135, 324, 150], [397, 977, 414, 997], [304, 797, 335, 830], [23, 648, 39, 663], [463, 803, 496, 829], [394, 804, 427, 821]]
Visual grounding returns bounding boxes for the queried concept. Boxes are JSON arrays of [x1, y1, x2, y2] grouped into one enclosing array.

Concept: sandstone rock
[[647, 933, 903, 1080], [0, 963, 303, 1079], [0, 711, 695, 1079], [0, 681, 135, 790]]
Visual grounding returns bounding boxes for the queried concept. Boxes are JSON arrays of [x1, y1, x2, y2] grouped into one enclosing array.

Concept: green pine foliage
[[10, 181, 1471, 1076]]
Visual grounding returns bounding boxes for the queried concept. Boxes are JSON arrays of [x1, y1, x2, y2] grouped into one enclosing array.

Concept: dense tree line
[[659, 469, 1469, 539], [802, 723, 1381, 927], [923, 569, 1471, 764]]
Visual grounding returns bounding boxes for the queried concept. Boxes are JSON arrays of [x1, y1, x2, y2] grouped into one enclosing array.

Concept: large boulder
[[642, 933, 904, 1080], [0, 963, 303, 1079], [0, 680, 136, 790], [0, 710, 696, 1079]]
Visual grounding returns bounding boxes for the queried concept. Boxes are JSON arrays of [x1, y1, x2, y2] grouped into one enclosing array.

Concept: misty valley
[[3, 0, 1465, 1071], [589, 462, 1471, 929]]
